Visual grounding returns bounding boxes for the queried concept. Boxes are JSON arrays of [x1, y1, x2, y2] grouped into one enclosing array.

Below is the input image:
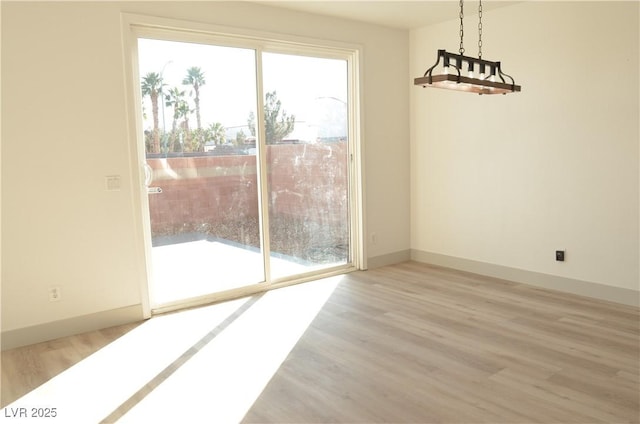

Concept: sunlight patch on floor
[[0, 298, 250, 423], [1, 275, 342, 423], [118, 275, 342, 423]]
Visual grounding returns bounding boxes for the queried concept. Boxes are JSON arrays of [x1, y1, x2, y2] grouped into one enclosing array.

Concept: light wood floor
[[1, 322, 142, 408], [2, 261, 639, 423]]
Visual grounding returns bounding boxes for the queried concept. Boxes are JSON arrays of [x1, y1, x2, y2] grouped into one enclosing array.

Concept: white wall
[[410, 2, 639, 294], [1, 2, 410, 342]]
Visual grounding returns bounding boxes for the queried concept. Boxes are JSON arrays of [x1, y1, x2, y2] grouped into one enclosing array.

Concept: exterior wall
[[146, 143, 347, 237], [267, 143, 348, 224], [147, 155, 259, 236]]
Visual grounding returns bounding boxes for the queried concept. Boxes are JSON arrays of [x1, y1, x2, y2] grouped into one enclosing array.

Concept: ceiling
[[259, 1, 517, 30]]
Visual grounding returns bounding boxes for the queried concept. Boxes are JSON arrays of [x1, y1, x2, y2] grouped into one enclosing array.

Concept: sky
[[138, 38, 348, 141]]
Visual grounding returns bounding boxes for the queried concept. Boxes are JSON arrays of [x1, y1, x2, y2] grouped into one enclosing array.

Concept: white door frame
[[121, 13, 366, 317]]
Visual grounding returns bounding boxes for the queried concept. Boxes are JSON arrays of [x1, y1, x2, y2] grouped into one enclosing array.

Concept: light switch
[[106, 175, 121, 191]]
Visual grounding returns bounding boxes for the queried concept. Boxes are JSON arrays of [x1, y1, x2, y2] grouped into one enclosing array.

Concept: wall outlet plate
[[49, 287, 62, 302], [555, 250, 565, 262]]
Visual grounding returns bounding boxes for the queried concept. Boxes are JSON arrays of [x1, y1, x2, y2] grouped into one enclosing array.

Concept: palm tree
[[176, 101, 193, 151], [182, 67, 206, 130], [141, 72, 164, 153], [206, 122, 227, 145], [165, 87, 186, 152], [177, 101, 192, 131]]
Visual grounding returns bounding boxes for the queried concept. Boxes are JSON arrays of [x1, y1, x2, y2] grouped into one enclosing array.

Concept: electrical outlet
[[371, 232, 378, 245], [49, 287, 61, 302], [555, 250, 565, 262]]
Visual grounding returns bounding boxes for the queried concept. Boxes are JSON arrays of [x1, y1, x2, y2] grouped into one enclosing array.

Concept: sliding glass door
[[134, 31, 357, 311], [261, 53, 350, 280]]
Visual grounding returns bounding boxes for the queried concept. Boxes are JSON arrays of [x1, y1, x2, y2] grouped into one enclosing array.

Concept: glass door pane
[[261, 52, 350, 280], [138, 39, 264, 307]]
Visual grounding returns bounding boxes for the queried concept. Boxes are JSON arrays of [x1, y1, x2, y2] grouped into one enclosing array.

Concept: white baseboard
[[367, 249, 411, 269], [4, 252, 634, 349], [411, 249, 639, 307], [1, 304, 145, 351]]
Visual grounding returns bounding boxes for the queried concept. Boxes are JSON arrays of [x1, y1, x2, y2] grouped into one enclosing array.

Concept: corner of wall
[[411, 250, 639, 307]]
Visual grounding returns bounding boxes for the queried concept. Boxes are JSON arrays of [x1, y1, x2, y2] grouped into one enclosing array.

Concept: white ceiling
[[259, 1, 517, 30]]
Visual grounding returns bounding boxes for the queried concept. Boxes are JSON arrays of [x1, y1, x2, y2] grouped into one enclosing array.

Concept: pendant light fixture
[[414, 0, 521, 95]]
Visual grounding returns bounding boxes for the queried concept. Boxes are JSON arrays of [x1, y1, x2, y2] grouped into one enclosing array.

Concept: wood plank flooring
[[2, 261, 639, 423], [245, 262, 639, 423], [1, 322, 141, 408]]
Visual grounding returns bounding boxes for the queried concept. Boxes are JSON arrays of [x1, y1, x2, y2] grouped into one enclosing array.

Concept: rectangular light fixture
[[415, 50, 521, 95]]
